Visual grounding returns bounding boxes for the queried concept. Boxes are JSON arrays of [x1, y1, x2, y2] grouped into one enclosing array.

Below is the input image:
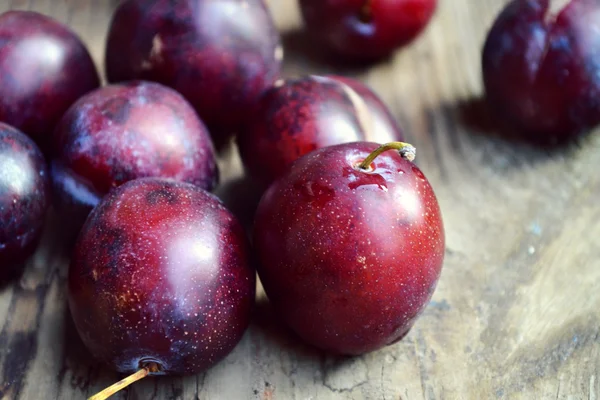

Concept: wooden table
[[1, 0, 598, 399]]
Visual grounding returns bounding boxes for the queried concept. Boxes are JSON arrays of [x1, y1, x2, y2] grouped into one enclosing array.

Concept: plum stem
[[88, 363, 160, 400], [359, 0, 373, 23], [357, 142, 416, 170]]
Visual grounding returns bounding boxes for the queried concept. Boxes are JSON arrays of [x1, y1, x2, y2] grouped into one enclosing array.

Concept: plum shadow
[[281, 29, 383, 77], [457, 96, 588, 153]]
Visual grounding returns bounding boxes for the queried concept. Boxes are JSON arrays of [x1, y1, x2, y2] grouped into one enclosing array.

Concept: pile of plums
[[1, 0, 597, 397]]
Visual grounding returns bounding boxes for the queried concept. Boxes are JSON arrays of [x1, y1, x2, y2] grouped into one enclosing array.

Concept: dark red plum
[[68, 178, 255, 376], [105, 0, 282, 145], [0, 123, 50, 275], [238, 75, 404, 188], [51, 81, 218, 236], [254, 142, 444, 355], [0, 11, 100, 153], [482, 0, 600, 143], [299, 0, 437, 61]]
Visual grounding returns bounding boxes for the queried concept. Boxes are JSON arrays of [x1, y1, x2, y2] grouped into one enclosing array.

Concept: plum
[[69, 178, 255, 378], [105, 0, 282, 145], [0, 11, 100, 152], [238, 75, 404, 188], [51, 81, 218, 236], [254, 142, 445, 355], [482, 0, 600, 142], [299, 0, 438, 61], [0, 122, 50, 276]]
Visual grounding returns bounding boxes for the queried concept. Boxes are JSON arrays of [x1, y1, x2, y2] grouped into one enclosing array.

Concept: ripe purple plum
[[299, 0, 438, 61], [0, 11, 100, 152], [51, 81, 218, 236], [105, 0, 282, 145], [254, 142, 445, 355], [482, 0, 600, 142], [238, 75, 404, 187], [69, 178, 255, 378], [0, 123, 50, 276]]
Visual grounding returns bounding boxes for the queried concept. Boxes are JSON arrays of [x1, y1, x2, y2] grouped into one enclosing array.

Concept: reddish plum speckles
[[0, 123, 49, 273], [238, 75, 403, 188], [51, 81, 218, 234], [482, 0, 600, 141], [105, 0, 282, 143], [0, 11, 100, 153], [299, 0, 437, 61], [254, 142, 444, 355], [68, 178, 255, 375]]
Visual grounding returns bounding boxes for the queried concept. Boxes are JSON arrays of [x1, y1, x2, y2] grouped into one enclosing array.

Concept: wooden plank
[[0, 0, 598, 399]]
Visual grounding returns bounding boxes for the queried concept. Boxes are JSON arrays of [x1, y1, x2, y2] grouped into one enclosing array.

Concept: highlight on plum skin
[[68, 178, 256, 377], [104, 0, 282, 145], [482, 0, 600, 143], [50, 81, 219, 237], [0, 11, 100, 153], [237, 75, 404, 188], [0, 122, 50, 277]]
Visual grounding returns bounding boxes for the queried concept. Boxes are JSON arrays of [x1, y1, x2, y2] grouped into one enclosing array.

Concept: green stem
[[88, 362, 160, 400], [357, 142, 416, 170]]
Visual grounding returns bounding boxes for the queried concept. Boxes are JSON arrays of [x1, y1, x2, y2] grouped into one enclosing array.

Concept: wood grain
[[0, 0, 599, 399]]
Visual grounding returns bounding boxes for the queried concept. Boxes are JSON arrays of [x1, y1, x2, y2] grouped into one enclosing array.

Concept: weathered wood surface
[[0, 0, 599, 399]]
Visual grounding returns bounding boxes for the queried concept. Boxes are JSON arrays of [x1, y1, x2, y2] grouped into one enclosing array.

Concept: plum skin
[[238, 75, 404, 188], [299, 0, 438, 61], [0, 11, 100, 153], [105, 0, 282, 144], [68, 178, 256, 375], [253, 142, 445, 355], [482, 0, 600, 142], [0, 123, 50, 274], [51, 81, 219, 236]]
